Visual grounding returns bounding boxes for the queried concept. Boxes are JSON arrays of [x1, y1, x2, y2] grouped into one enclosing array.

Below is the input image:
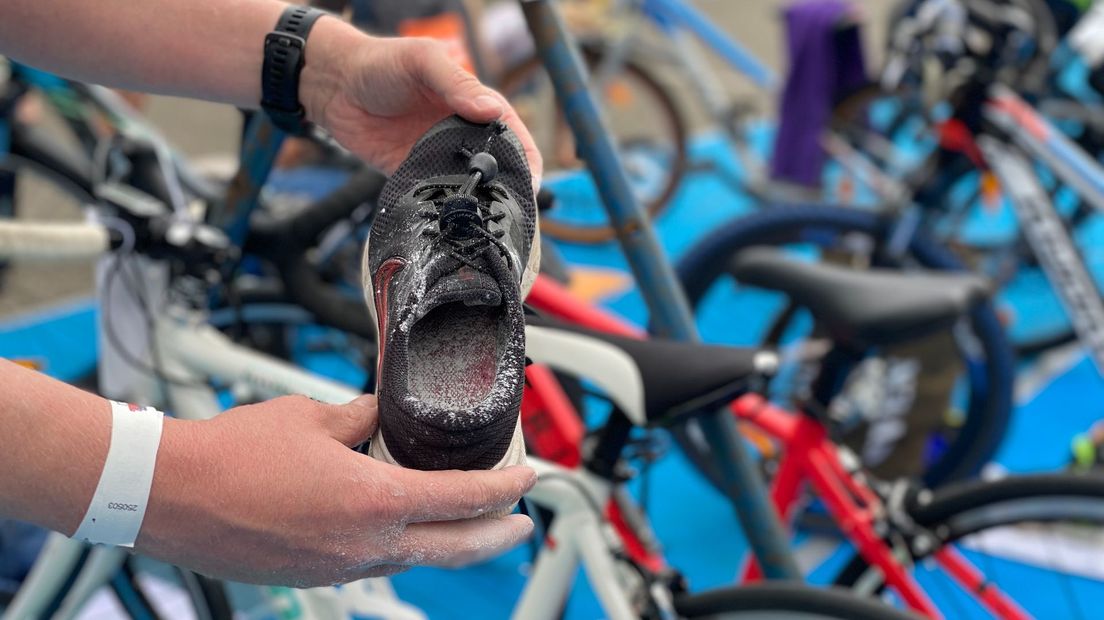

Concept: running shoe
[[363, 115, 537, 473]]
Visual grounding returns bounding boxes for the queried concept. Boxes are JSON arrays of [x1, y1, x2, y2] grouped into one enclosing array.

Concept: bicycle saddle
[[525, 316, 775, 426], [729, 247, 991, 348]]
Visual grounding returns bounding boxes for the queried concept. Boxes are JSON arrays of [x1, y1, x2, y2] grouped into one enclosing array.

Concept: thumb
[[319, 394, 379, 448], [416, 47, 503, 123]]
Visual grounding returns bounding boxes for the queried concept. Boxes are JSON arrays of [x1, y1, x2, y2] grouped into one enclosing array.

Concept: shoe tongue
[[420, 265, 503, 315]]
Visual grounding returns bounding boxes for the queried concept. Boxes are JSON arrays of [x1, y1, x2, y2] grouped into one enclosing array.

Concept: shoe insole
[[409, 303, 501, 410]]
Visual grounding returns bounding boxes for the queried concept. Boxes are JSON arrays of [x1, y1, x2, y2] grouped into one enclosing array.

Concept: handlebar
[[0, 213, 234, 273], [0, 221, 113, 261]]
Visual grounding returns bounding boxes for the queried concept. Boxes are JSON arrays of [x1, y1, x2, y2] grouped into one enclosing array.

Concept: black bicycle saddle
[[729, 247, 991, 348]]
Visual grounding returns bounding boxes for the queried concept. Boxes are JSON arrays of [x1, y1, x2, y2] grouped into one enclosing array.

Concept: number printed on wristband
[[107, 502, 140, 512]]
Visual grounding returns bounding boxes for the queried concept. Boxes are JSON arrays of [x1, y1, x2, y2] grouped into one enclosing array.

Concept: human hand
[[135, 394, 536, 587], [301, 18, 543, 192]]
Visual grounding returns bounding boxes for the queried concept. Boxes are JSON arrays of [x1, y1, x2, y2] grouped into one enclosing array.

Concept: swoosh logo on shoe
[[374, 257, 407, 384]]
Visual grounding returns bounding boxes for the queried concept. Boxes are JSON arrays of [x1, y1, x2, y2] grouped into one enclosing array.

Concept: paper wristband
[[72, 400, 164, 548]]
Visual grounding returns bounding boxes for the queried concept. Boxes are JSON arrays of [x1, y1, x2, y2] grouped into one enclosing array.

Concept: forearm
[[0, 0, 363, 111], [0, 359, 111, 534]]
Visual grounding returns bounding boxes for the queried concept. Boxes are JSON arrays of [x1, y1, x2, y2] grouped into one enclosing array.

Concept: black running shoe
[[364, 116, 538, 472]]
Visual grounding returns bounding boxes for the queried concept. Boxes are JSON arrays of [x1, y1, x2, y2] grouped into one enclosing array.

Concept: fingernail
[[517, 515, 536, 536], [474, 95, 503, 115], [502, 466, 538, 491], [523, 469, 539, 492], [350, 394, 378, 408]]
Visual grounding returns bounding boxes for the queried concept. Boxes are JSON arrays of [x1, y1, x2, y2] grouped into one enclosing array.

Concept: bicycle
[[814, 0, 1104, 363]]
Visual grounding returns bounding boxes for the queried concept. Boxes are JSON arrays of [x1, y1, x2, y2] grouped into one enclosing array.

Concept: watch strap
[[261, 5, 326, 134]]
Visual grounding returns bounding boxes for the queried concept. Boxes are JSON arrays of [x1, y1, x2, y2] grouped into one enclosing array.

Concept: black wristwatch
[[261, 5, 326, 135]]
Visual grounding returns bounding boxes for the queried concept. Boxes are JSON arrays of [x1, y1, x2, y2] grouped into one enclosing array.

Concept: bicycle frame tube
[[51, 547, 128, 619], [729, 394, 1029, 620], [977, 134, 1104, 374], [522, 364, 586, 467], [10, 64, 100, 150], [985, 85, 1104, 210], [641, 0, 775, 90], [521, 0, 698, 341], [527, 275, 644, 338], [155, 310, 361, 405], [521, 360, 667, 572], [0, 534, 86, 619], [515, 459, 640, 620], [209, 113, 287, 247]]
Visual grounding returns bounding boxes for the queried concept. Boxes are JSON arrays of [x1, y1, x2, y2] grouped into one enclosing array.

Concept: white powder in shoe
[[409, 303, 502, 410]]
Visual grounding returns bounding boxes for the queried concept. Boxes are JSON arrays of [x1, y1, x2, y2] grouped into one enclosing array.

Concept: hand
[[302, 19, 543, 191], [135, 395, 536, 587]]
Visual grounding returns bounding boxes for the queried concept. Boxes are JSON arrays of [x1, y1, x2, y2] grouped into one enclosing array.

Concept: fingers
[[316, 394, 379, 448], [390, 514, 534, 568], [414, 43, 504, 123], [394, 466, 538, 522], [409, 41, 543, 192]]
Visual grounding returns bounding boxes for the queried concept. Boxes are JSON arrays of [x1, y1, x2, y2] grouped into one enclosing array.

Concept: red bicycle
[[519, 253, 1104, 619]]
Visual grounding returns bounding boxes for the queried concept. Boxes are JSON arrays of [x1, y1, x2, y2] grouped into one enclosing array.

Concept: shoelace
[[415, 123, 516, 273], [416, 185, 511, 271]]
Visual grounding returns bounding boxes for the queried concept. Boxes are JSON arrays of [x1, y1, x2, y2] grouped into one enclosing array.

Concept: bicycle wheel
[[834, 473, 1104, 618], [674, 205, 1015, 487], [675, 583, 920, 619], [500, 43, 689, 244]]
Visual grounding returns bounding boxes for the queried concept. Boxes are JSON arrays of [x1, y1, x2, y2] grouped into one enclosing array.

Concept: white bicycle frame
[[0, 221, 649, 620]]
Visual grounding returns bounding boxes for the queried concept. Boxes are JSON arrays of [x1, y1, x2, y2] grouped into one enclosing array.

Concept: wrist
[[133, 417, 205, 553], [300, 15, 366, 126], [52, 397, 113, 535]]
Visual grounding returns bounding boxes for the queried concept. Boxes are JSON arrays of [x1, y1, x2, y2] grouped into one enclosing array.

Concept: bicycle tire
[[500, 43, 689, 244], [675, 583, 920, 619], [674, 205, 1015, 488], [833, 473, 1104, 618]]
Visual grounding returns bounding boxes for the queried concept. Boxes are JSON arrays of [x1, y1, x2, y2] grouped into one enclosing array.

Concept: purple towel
[[769, 0, 868, 188]]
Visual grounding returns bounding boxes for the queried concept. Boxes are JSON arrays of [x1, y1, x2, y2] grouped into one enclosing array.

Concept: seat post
[[802, 345, 865, 420], [585, 408, 636, 482]]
